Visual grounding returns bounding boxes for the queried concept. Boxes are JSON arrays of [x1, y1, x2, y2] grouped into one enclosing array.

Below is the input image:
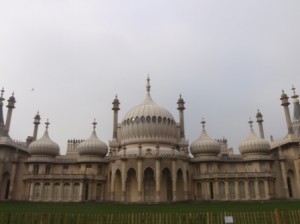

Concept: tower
[[112, 95, 120, 139], [280, 90, 294, 135], [291, 86, 300, 137], [0, 88, 5, 136], [33, 111, 41, 141], [3, 92, 16, 137], [256, 110, 265, 139], [177, 94, 185, 139]]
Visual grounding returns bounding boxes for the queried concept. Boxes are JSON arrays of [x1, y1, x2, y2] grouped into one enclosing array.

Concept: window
[[63, 183, 70, 201], [229, 182, 235, 199], [249, 181, 255, 199], [239, 181, 245, 199], [260, 162, 266, 172], [53, 183, 60, 201], [33, 183, 41, 201], [45, 165, 51, 175], [43, 183, 50, 200], [62, 165, 68, 174], [86, 164, 92, 173], [259, 181, 265, 198], [219, 182, 225, 199], [230, 164, 236, 173], [33, 164, 39, 174]]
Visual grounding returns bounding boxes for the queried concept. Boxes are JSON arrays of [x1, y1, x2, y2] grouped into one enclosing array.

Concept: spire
[[3, 92, 16, 137], [280, 90, 294, 135], [248, 118, 253, 130], [92, 119, 97, 130], [0, 88, 4, 136], [291, 85, 300, 137], [112, 95, 120, 139], [45, 119, 50, 131], [177, 94, 186, 138], [201, 118, 206, 131], [146, 75, 151, 94]]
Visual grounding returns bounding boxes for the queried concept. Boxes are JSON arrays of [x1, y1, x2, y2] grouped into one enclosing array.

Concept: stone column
[[29, 182, 34, 201], [182, 163, 188, 200], [8, 163, 16, 200], [255, 179, 260, 200], [110, 171, 115, 201], [172, 160, 177, 201], [292, 160, 300, 199], [155, 159, 161, 202], [225, 181, 229, 200], [79, 182, 83, 201], [235, 181, 239, 200], [121, 160, 126, 202], [245, 180, 250, 200], [214, 180, 219, 200], [70, 182, 74, 201], [137, 159, 143, 202], [264, 180, 270, 199], [49, 182, 53, 202], [279, 149, 289, 198]]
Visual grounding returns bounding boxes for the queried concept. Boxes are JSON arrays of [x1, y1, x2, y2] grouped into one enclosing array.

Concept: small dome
[[77, 121, 108, 157], [190, 120, 221, 157], [29, 121, 60, 157], [239, 120, 270, 155]]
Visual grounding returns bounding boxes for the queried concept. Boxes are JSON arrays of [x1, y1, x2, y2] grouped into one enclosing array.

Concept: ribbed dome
[[29, 123, 60, 157], [239, 121, 270, 155], [190, 121, 221, 157], [77, 122, 108, 157], [120, 79, 177, 145]]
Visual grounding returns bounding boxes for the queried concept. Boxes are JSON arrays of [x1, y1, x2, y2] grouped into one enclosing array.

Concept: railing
[[192, 171, 274, 179]]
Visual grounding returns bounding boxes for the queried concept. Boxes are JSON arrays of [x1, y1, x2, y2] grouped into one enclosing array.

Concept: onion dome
[[28, 120, 60, 157], [239, 119, 270, 155], [120, 77, 177, 145], [190, 119, 221, 157], [77, 120, 108, 157]]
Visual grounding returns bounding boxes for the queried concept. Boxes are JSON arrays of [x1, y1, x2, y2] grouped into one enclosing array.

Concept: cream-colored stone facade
[[0, 81, 299, 203]]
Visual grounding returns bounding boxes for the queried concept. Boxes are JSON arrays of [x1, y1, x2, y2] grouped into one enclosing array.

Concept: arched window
[[53, 183, 60, 201], [219, 182, 225, 199], [259, 181, 265, 198], [239, 181, 245, 199], [73, 183, 80, 201], [43, 183, 50, 200], [33, 183, 41, 201], [249, 181, 255, 199], [144, 168, 155, 202], [229, 182, 235, 199], [63, 183, 70, 201]]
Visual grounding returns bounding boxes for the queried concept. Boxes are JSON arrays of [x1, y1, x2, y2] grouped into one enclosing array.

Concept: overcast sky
[[1, 0, 299, 154]]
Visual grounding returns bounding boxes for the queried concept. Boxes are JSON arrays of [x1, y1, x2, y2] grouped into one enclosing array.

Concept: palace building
[[0, 78, 299, 202]]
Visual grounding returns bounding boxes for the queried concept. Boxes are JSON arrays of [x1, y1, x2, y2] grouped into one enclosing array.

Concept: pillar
[[172, 160, 177, 201], [121, 160, 126, 202], [110, 171, 115, 201], [279, 149, 289, 198], [137, 159, 142, 202], [235, 181, 239, 200], [245, 180, 250, 200], [8, 163, 16, 200], [183, 163, 188, 200], [214, 180, 219, 200], [155, 159, 161, 202], [255, 179, 259, 200], [265, 180, 270, 199], [293, 160, 300, 198], [225, 181, 229, 200]]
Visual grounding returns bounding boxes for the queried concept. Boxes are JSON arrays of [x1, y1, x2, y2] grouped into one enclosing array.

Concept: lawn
[[0, 200, 299, 214]]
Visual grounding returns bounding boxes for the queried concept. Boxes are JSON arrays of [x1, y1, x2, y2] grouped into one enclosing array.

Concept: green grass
[[0, 201, 299, 214]]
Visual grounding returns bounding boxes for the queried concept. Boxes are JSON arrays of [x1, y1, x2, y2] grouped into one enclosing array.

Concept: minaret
[[177, 94, 186, 138], [4, 92, 16, 137], [256, 110, 265, 139], [112, 95, 120, 139], [33, 111, 41, 141], [291, 86, 300, 137], [280, 90, 294, 135], [0, 88, 5, 136]]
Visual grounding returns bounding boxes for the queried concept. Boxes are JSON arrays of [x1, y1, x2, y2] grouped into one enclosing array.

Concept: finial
[[45, 119, 50, 131], [115, 94, 118, 99], [92, 119, 97, 130], [248, 118, 253, 129], [146, 75, 151, 93], [12, 92, 14, 97], [291, 85, 299, 99], [0, 87, 4, 98], [201, 118, 206, 131], [180, 93, 182, 98]]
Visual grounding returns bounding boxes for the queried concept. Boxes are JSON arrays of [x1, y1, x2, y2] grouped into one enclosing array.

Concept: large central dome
[[120, 78, 178, 145]]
